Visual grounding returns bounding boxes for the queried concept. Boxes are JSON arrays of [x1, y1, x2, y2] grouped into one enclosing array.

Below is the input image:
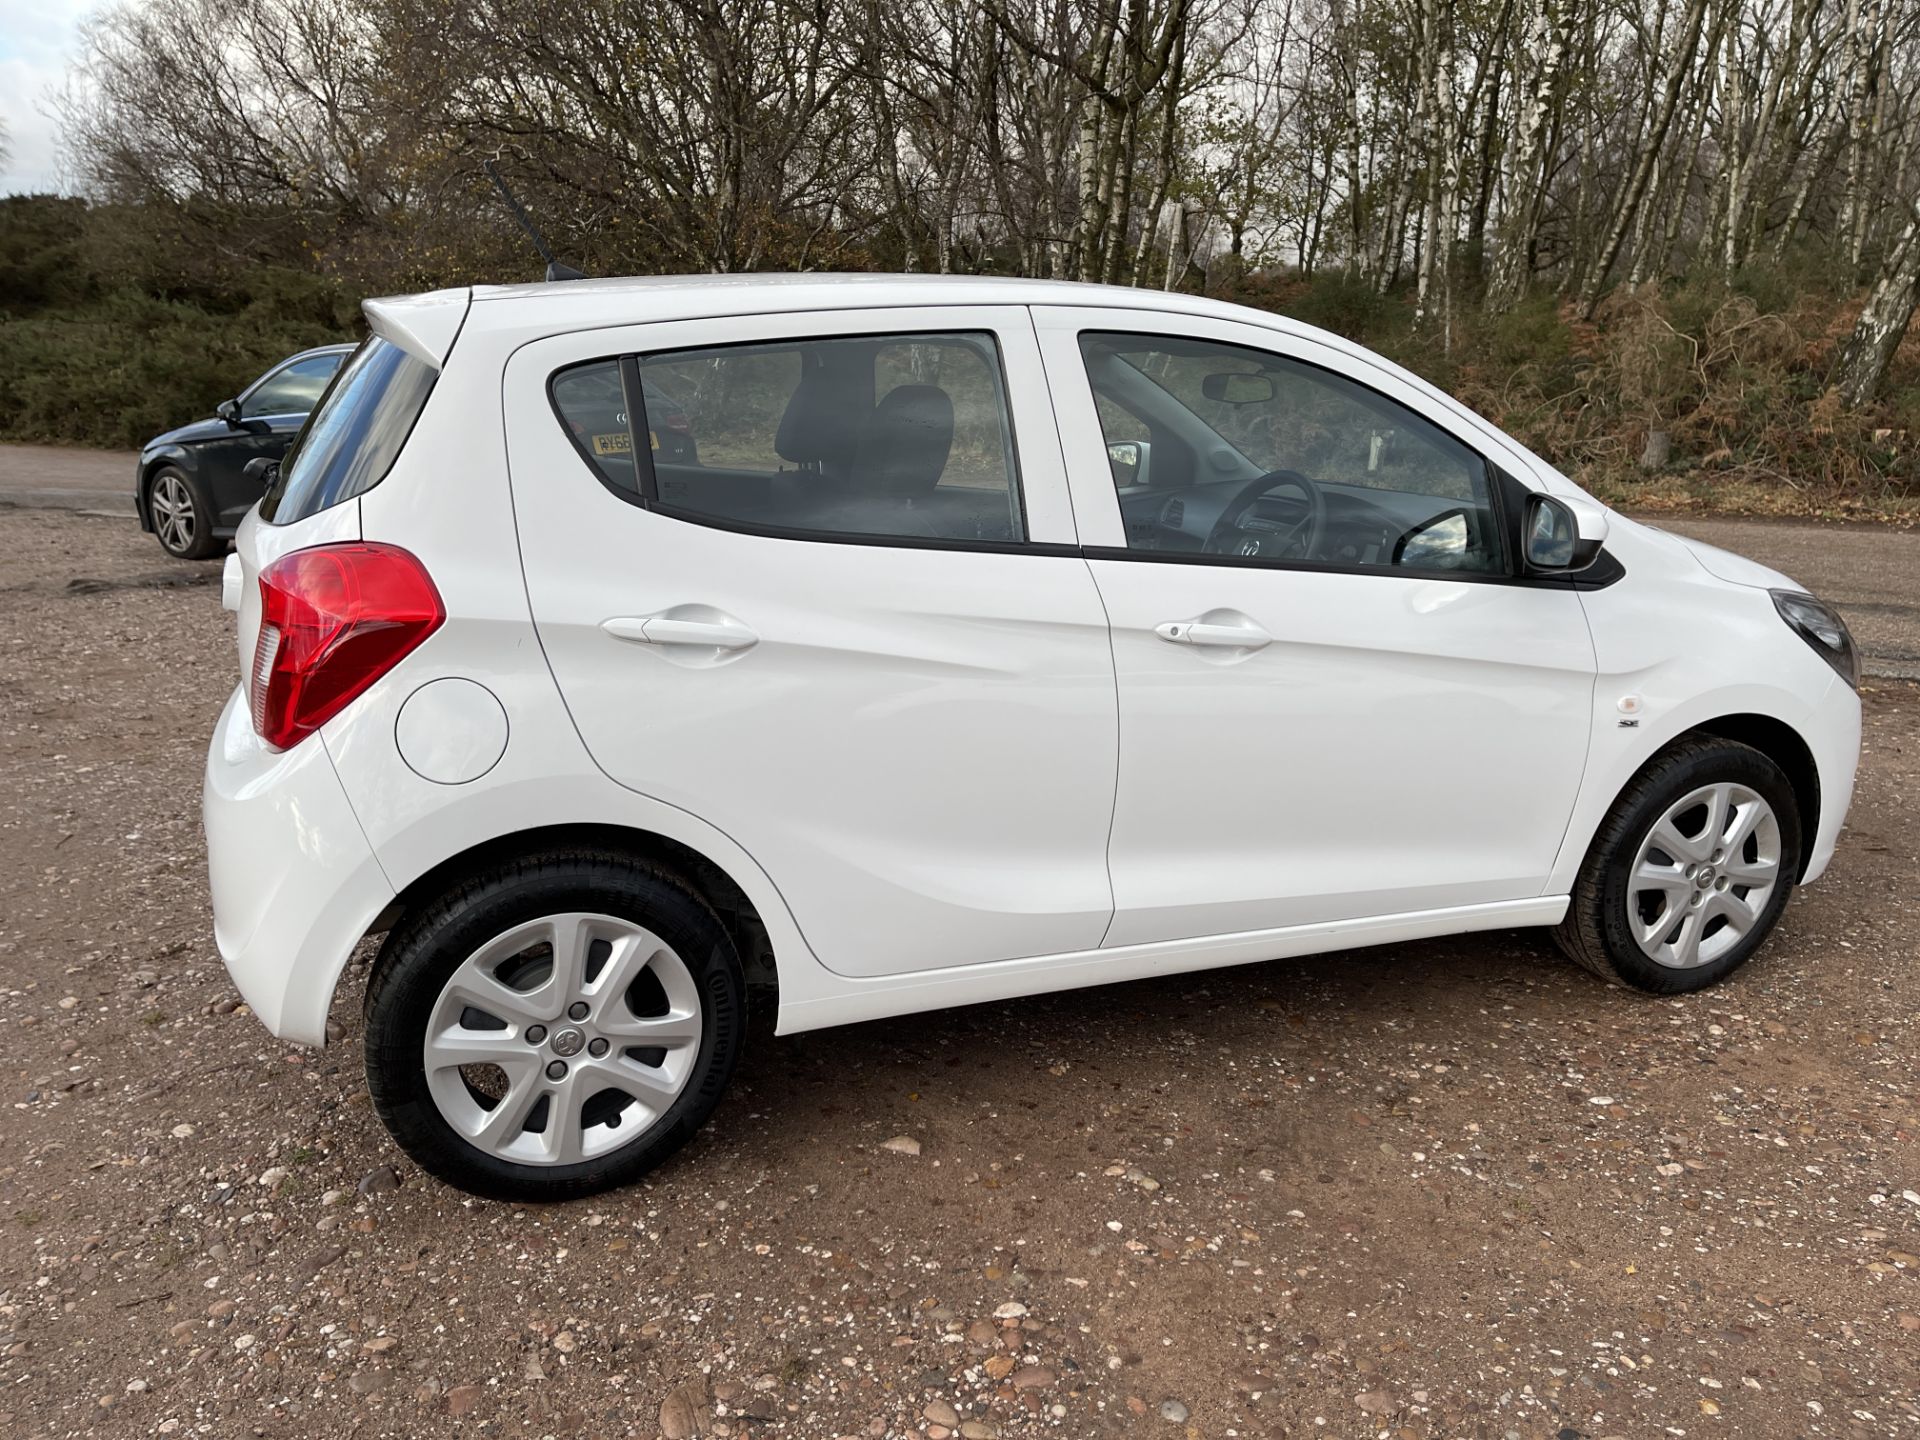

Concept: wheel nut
[[525, 1025, 547, 1045], [545, 1059, 568, 1080], [568, 1001, 590, 1021], [588, 1037, 609, 1058]]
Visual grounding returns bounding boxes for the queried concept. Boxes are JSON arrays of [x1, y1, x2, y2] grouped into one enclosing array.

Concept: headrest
[[854, 384, 953, 497], [775, 349, 871, 470]]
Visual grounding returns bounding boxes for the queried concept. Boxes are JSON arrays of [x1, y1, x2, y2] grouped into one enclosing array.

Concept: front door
[[1034, 307, 1597, 947], [505, 306, 1117, 977], [214, 351, 347, 527]]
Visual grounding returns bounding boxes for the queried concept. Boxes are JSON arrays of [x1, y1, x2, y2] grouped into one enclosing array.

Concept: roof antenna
[[482, 159, 586, 282]]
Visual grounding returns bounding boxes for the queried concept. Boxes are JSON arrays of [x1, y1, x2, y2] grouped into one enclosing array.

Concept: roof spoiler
[[363, 288, 472, 370]]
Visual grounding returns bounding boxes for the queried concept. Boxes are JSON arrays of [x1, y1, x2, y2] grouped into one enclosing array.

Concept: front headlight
[[1772, 590, 1860, 689]]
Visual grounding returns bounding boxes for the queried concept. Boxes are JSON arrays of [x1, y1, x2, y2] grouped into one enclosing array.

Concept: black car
[[136, 344, 354, 558]]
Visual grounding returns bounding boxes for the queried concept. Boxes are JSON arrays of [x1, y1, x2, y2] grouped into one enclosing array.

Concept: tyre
[[1555, 736, 1802, 993], [147, 465, 221, 559], [364, 850, 745, 1201]]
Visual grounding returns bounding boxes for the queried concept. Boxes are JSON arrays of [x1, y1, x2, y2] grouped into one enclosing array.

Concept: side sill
[[775, 896, 1568, 1035]]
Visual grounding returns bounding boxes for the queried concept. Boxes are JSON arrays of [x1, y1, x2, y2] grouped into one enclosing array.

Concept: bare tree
[[1833, 202, 1920, 404]]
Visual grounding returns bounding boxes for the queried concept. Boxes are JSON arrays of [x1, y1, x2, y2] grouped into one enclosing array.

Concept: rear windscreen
[[261, 336, 436, 524]]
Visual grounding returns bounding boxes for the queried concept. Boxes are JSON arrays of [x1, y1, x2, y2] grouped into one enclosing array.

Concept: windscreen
[[261, 336, 436, 524]]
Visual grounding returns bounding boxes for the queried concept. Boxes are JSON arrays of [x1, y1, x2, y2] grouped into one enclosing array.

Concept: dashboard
[[1116, 476, 1500, 571]]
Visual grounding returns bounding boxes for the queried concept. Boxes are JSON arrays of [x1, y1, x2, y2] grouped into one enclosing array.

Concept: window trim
[[534, 320, 1620, 589], [547, 329, 1034, 549], [1076, 326, 1517, 581]]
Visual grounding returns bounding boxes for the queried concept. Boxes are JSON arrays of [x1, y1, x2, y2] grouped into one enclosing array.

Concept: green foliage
[[0, 197, 357, 449], [1264, 271, 1398, 347]]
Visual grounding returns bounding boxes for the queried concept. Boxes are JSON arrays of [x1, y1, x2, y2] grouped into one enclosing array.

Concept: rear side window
[[550, 332, 1025, 545], [261, 337, 436, 524]]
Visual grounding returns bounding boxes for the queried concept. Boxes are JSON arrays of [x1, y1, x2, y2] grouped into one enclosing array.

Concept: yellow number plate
[[591, 432, 632, 456]]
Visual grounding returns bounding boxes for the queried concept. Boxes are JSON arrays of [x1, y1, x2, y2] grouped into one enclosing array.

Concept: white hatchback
[[205, 275, 1861, 1199]]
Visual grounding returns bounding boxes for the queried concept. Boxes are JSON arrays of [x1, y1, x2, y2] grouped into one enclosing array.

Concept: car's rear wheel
[[1555, 736, 1802, 993], [148, 466, 220, 559], [364, 851, 744, 1200]]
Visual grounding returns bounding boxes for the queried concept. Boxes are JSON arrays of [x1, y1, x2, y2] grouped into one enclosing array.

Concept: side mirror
[[1523, 493, 1607, 573], [216, 399, 242, 427], [1201, 372, 1276, 405], [1106, 439, 1152, 488], [242, 455, 280, 486]]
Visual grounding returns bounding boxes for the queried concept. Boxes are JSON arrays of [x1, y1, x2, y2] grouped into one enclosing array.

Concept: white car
[[205, 275, 1861, 1200]]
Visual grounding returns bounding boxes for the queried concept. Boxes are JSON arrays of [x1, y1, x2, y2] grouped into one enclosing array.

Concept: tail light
[[250, 543, 444, 751]]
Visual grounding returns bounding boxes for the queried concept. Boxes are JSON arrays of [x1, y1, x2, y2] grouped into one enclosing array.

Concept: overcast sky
[[1, 0, 98, 195]]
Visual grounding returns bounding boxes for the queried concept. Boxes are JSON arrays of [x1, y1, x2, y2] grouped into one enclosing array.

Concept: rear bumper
[[203, 687, 395, 1045]]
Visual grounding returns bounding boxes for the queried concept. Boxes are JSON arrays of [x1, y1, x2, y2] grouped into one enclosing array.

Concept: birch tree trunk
[[1834, 206, 1920, 406], [1578, 0, 1713, 317], [1487, 0, 1570, 311]]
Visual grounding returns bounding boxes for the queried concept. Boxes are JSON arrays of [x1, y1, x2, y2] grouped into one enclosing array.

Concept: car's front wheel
[[364, 851, 744, 1201], [148, 465, 220, 559], [1556, 736, 1802, 993]]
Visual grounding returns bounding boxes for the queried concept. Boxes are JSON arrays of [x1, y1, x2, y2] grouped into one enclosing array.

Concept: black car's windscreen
[[261, 337, 436, 524]]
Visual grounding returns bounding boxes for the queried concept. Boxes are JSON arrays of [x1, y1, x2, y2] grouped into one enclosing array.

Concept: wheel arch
[[366, 822, 780, 1005], [1686, 712, 1820, 879], [137, 449, 196, 527]]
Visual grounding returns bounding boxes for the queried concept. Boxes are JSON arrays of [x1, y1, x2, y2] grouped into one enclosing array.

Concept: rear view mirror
[[1201, 372, 1276, 405], [1106, 439, 1151, 487], [1523, 493, 1605, 573]]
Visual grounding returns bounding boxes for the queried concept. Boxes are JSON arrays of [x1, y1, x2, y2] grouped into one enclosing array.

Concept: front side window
[[1079, 332, 1501, 575], [261, 337, 436, 524], [551, 332, 1025, 545], [242, 353, 343, 418]]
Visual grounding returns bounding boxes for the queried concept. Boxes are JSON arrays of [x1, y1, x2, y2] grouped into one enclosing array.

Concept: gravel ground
[[0, 445, 137, 515], [3, 509, 1918, 1440]]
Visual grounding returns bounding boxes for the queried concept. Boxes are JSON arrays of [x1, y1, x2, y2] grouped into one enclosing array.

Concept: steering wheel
[[1207, 470, 1326, 560]]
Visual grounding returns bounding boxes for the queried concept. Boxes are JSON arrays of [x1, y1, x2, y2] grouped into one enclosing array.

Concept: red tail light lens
[[251, 543, 444, 751]]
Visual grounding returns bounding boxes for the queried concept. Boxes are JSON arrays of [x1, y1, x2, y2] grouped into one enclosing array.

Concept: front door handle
[[1154, 616, 1272, 650], [603, 614, 758, 650]]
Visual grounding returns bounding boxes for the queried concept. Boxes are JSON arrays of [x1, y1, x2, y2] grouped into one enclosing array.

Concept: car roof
[[367, 273, 1348, 369], [360, 273, 1577, 497], [465, 271, 1282, 328]]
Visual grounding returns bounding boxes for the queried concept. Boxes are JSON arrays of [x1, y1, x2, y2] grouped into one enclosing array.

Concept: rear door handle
[[1154, 617, 1272, 650], [603, 615, 758, 650]]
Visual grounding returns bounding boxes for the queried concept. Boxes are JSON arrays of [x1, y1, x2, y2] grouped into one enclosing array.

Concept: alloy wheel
[[422, 912, 704, 1166], [151, 472, 197, 554], [1626, 782, 1782, 970]]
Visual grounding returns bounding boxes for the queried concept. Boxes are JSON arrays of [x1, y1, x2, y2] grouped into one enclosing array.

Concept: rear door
[[504, 306, 1118, 978]]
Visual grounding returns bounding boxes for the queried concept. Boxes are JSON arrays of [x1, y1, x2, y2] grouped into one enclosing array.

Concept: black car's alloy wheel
[[149, 466, 220, 559]]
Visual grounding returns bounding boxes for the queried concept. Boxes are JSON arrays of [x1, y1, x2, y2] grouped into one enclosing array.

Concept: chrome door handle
[[1154, 616, 1272, 650], [603, 615, 758, 650]]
